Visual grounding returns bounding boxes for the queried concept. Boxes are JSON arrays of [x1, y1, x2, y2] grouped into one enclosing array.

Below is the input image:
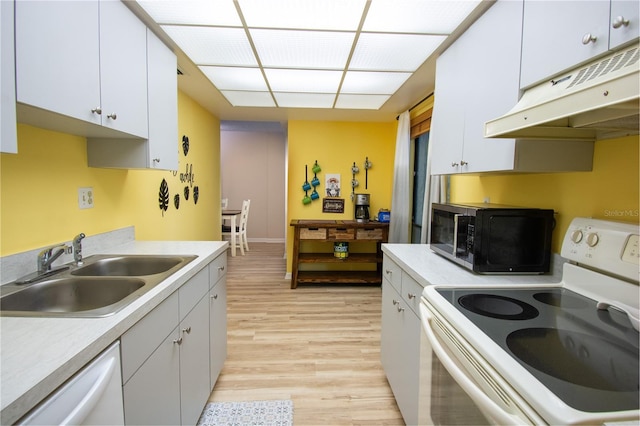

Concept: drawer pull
[[397, 306, 405, 313], [385, 269, 392, 275], [408, 293, 416, 299], [218, 266, 225, 271], [173, 337, 183, 345], [392, 299, 399, 306], [182, 326, 192, 334], [211, 294, 218, 300]]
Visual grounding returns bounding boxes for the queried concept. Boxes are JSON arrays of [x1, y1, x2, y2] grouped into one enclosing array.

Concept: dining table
[[221, 209, 242, 256]]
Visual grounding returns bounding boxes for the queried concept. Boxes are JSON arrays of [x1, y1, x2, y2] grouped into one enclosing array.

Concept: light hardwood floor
[[208, 243, 404, 425]]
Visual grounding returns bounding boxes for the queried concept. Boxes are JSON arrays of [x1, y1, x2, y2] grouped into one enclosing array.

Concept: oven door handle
[[420, 303, 527, 426]]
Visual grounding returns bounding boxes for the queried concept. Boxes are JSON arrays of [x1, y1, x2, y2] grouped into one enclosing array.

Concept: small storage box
[[300, 227, 326, 240], [356, 228, 384, 240], [327, 228, 355, 240], [378, 210, 390, 223]]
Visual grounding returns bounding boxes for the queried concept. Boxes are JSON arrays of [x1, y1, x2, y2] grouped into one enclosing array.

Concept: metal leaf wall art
[[159, 179, 169, 216]]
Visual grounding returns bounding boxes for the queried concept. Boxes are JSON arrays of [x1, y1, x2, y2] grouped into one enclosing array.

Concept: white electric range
[[420, 217, 639, 425]]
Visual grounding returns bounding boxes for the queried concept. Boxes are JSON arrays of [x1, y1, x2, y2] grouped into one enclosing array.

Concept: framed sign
[[322, 198, 344, 213]]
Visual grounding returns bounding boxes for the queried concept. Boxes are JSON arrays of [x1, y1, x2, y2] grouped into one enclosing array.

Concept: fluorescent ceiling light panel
[[363, 0, 481, 34], [238, 0, 366, 31], [274, 92, 335, 108], [137, 0, 241, 26], [335, 94, 390, 110], [341, 71, 412, 94], [200, 66, 268, 91], [221, 91, 276, 107], [350, 33, 446, 71], [265, 69, 343, 93], [250, 29, 355, 69], [162, 26, 257, 66]]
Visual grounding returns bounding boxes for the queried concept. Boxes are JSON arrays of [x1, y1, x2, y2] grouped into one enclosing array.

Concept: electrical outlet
[[78, 187, 94, 209]]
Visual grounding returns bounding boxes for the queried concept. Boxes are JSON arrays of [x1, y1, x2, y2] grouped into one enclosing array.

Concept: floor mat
[[197, 399, 293, 426]]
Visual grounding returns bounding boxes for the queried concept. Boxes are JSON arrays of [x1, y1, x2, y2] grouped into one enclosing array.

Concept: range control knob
[[570, 230, 584, 243], [586, 232, 599, 247]]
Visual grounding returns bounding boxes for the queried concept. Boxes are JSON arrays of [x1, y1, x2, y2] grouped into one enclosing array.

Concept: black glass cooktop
[[437, 287, 639, 413]]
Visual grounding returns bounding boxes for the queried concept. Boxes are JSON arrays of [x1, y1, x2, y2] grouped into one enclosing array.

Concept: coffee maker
[[354, 194, 370, 223]]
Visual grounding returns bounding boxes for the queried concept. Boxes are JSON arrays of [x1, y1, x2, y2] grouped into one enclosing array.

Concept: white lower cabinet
[[1, 0, 17, 154], [380, 257, 421, 426], [209, 259, 227, 389], [121, 253, 227, 425]]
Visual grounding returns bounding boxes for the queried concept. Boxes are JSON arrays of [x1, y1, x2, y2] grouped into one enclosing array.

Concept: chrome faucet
[[73, 233, 86, 265], [37, 244, 68, 273]]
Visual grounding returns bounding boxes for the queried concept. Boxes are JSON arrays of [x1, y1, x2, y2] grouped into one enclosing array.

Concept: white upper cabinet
[[430, 0, 595, 175], [431, 0, 524, 174], [520, 0, 639, 89], [146, 29, 179, 170], [87, 29, 179, 170], [1, 0, 17, 154], [98, 0, 148, 138], [15, 0, 148, 139], [610, 0, 640, 49]]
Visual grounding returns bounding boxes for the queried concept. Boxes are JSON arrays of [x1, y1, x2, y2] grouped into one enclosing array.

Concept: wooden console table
[[290, 219, 389, 289]]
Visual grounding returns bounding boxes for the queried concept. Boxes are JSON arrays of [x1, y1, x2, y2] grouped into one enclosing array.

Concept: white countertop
[[381, 244, 565, 289], [0, 240, 228, 425]]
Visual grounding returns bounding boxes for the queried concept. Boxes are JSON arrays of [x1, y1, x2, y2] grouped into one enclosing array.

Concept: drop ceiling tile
[[363, 0, 481, 34], [221, 91, 276, 107], [350, 33, 446, 71], [335, 94, 390, 110], [162, 26, 257, 66], [265, 69, 343, 93], [238, 0, 366, 30], [273, 92, 336, 108], [199, 66, 268, 91], [250, 29, 355, 69], [341, 71, 412, 94], [138, 0, 241, 26]]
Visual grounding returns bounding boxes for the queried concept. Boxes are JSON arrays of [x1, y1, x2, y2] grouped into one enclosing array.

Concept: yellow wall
[[0, 90, 221, 255], [450, 135, 640, 253], [286, 120, 397, 272]]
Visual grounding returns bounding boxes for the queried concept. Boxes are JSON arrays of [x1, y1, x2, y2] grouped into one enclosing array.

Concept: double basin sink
[[0, 255, 197, 318]]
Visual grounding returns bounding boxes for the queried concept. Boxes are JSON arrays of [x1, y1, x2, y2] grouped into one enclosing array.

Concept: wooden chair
[[221, 198, 229, 227], [222, 199, 250, 255]]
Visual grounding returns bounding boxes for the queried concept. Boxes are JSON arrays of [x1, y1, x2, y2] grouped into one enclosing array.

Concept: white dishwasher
[[19, 342, 124, 425]]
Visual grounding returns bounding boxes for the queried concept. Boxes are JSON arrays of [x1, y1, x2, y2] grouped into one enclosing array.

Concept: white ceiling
[[126, 0, 493, 123]]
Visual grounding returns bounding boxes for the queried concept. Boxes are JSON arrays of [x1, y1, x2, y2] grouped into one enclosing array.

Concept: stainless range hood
[[485, 43, 639, 141]]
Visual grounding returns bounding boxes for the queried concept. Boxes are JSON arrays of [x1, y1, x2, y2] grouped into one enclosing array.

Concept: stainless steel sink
[[0, 254, 197, 317], [71, 255, 193, 277], [0, 277, 145, 317]]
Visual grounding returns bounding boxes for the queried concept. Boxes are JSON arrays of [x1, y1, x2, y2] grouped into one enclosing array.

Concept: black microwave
[[430, 203, 554, 274]]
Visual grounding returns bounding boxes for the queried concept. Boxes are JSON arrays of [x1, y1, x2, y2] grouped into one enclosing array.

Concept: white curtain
[[389, 111, 411, 243], [420, 133, 446, 244]]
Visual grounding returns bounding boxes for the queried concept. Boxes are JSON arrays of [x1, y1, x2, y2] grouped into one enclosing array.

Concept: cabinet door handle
[[182, 326, 192, 334], [392, 299, 399, 305], [385, 269, 392, 275], [460, 160, 468, 166], [211, 294, 218, 300], [451, 162, 459, 167], [612, 16, 630, 29], [107, 113, 117, 120], [153, 158, 160, 164], [397, 306, 405, 313], [582, 33, 597, 44], [408, 293, 416, 299], [173, 337, 183, 345], [91, 107, 102, 115], [218, 266, 225, 272]]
